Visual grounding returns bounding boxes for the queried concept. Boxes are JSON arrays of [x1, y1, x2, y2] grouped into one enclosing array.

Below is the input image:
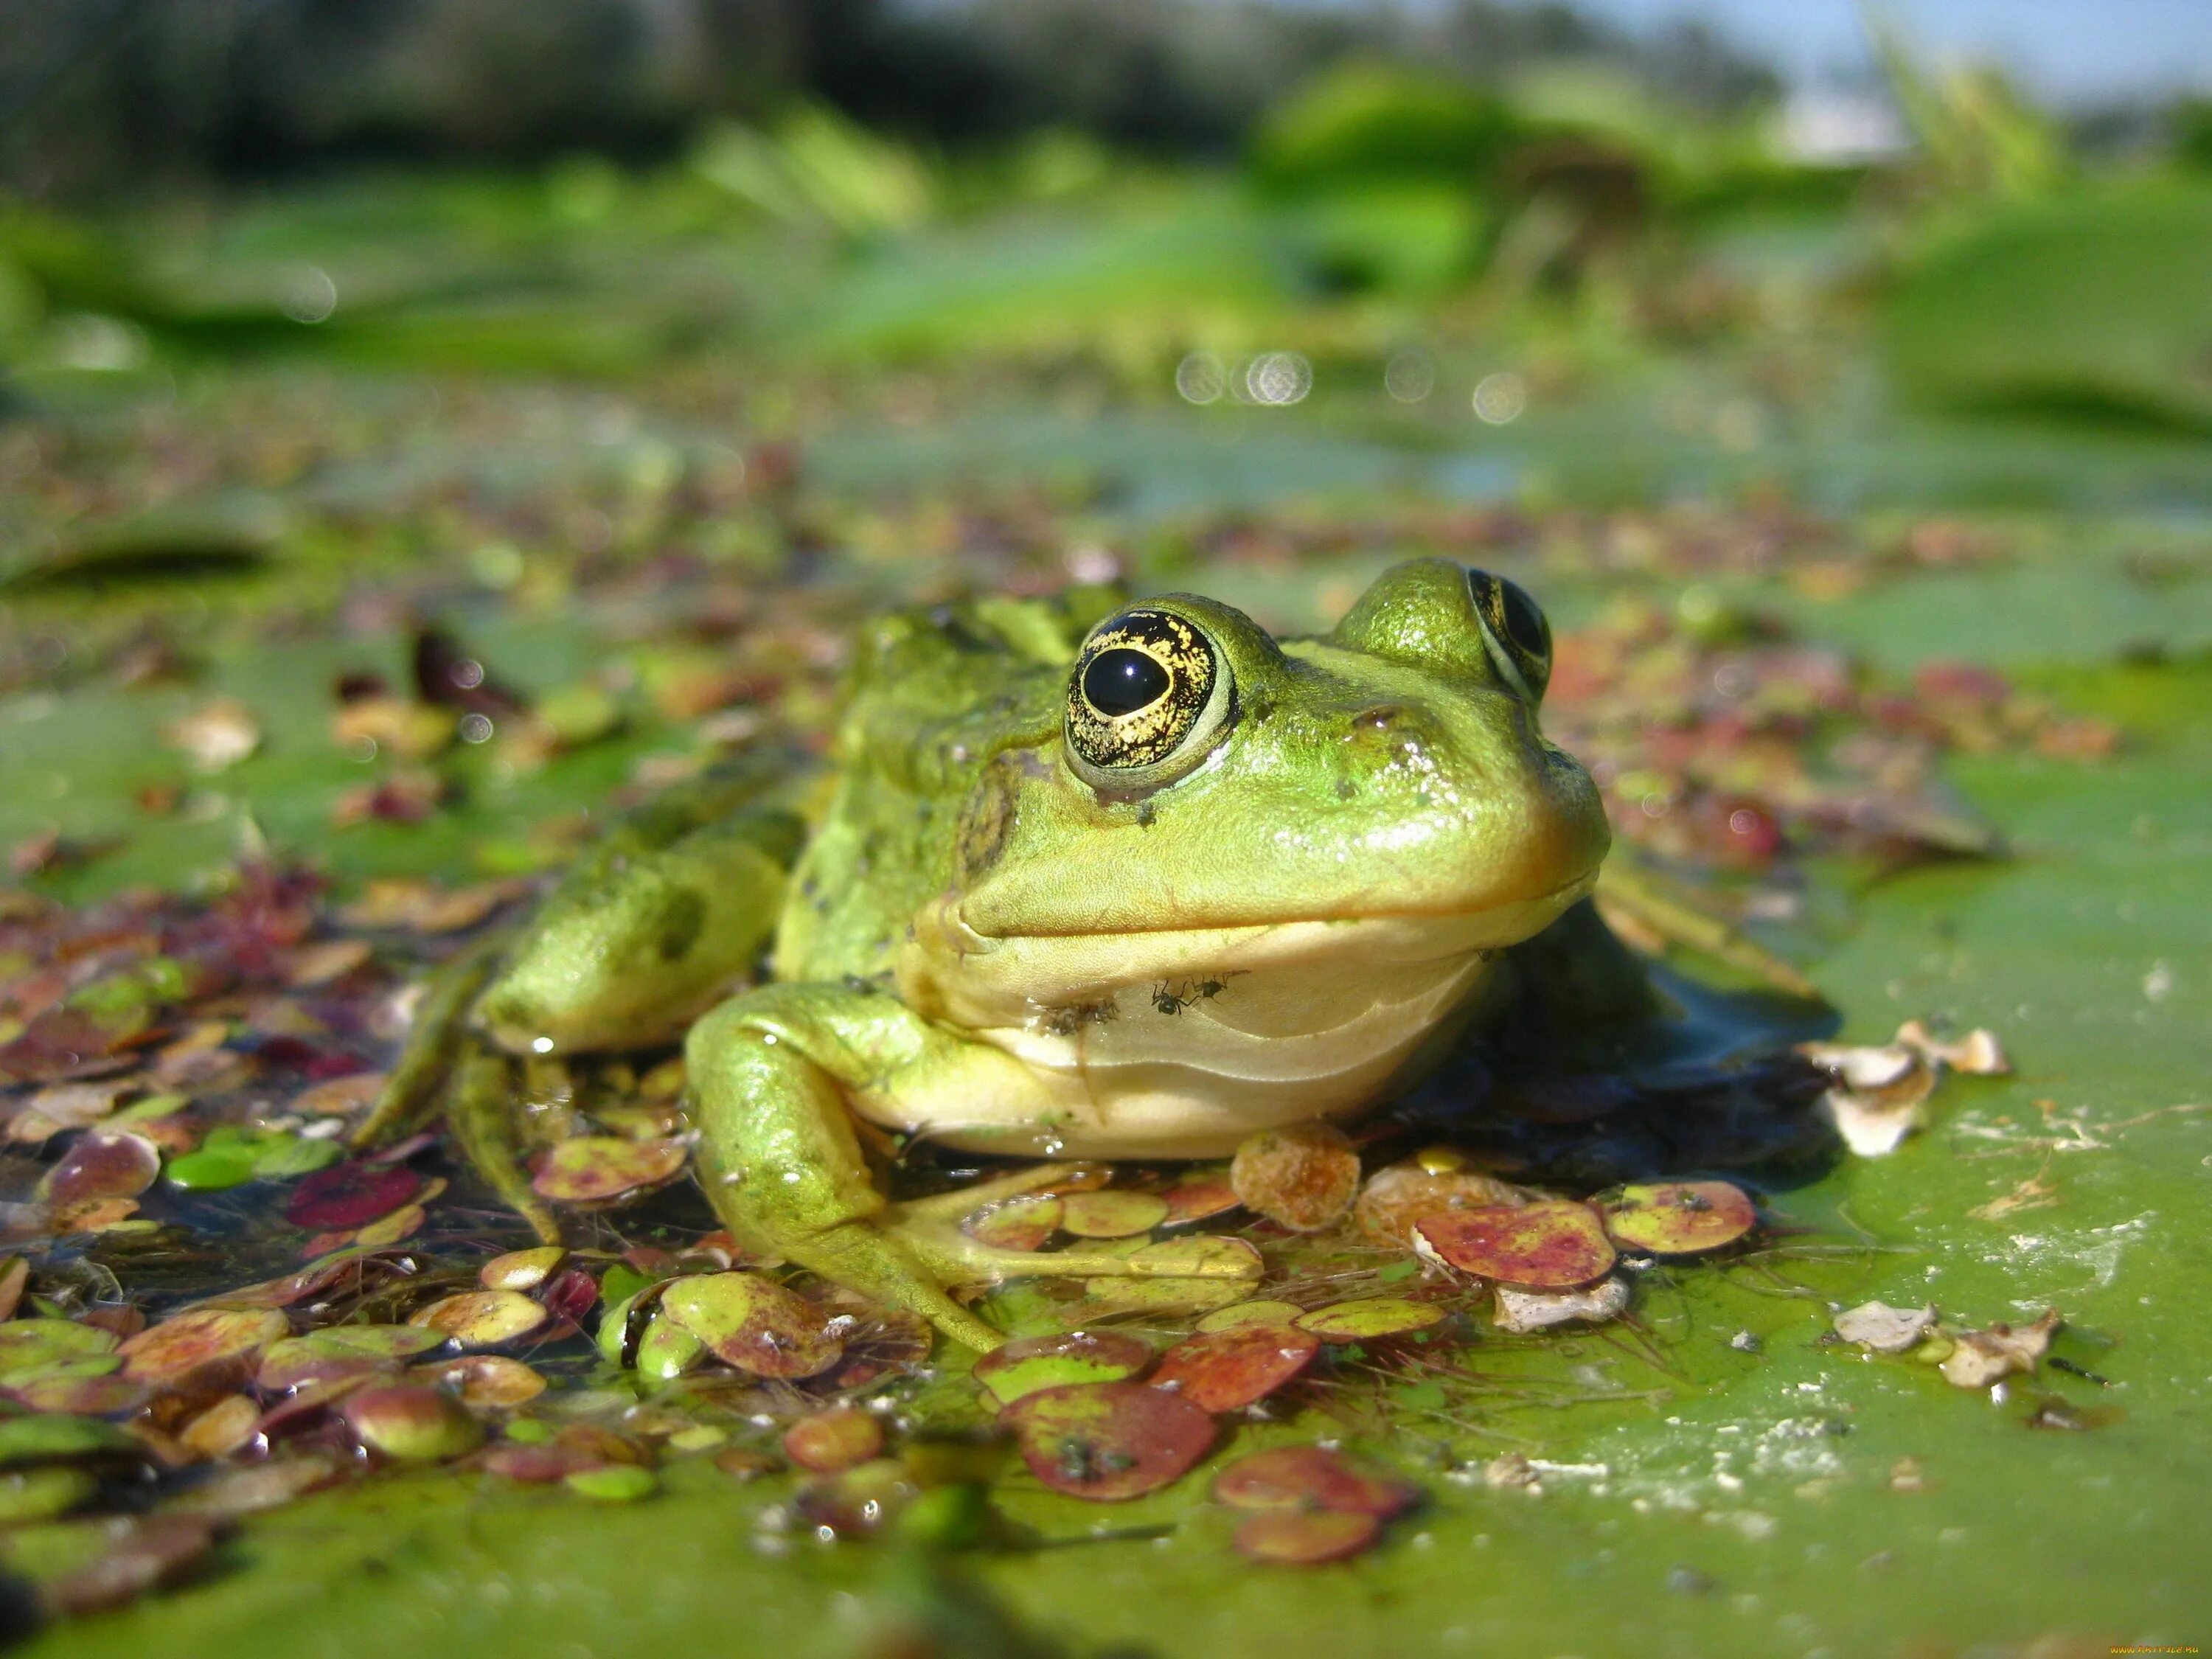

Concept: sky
[[1567, 0, 2212, 105]]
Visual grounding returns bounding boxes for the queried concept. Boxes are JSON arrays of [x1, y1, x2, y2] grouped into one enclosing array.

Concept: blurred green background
[[3, 3, 2211, 1656]]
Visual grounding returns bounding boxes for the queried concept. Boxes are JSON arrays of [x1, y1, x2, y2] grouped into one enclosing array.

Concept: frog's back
[[770, 588, 1121, 984]]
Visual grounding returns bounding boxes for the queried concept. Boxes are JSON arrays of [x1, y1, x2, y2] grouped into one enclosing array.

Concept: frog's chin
[[877, 870, 1595, 1158], [895, 866, 1598, 1032]]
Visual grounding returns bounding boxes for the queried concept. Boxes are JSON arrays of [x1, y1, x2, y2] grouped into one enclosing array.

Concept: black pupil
[[1084, 648, 1171, 716], [1499, 579, 1548, 658]]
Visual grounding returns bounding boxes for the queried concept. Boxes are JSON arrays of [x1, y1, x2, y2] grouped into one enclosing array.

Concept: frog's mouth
[[900, 866, 1599, 1021]]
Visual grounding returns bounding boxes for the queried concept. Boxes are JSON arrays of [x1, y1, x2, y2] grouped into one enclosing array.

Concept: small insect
[[1150, 975, 1234, 1016]]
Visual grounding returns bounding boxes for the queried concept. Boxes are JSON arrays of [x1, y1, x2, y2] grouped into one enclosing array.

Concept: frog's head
[[925, 559, 1609, 1000]]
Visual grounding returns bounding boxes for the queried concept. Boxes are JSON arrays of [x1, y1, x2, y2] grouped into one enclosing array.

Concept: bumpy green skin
[[367, 561, 1626, 1352]]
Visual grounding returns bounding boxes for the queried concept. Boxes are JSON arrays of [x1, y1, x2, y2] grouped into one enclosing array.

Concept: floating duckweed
[[1413, 1200, 1615, 1290], [1149, 1325, 1319, 1412], [972, 1330, 1152, 1407], [1601, 1180, 1756, 1255], [479, 1246, 567, 1291], [1294, 1298, 1445, 1343], [1003, 1382, 1214, 1502]]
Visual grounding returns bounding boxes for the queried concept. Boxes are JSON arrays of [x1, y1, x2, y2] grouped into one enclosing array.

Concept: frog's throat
[[880, 872, 1595, 1160]]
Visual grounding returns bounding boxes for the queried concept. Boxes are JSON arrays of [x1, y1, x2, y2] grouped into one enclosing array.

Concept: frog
[[359, 557, 1795, 1352]]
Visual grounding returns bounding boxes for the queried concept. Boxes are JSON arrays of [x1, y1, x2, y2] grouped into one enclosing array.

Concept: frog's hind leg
[[687, 984, 1253, 1353]]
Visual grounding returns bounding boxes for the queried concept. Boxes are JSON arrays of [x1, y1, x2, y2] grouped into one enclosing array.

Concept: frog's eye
[[1065, 608, 1229, 785], [1467, 568, 1552, 703]]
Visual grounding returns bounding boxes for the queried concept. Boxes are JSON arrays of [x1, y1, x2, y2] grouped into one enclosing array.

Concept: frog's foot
[[352, 943, 564, 1245], [688, 984, 1265, 1352], [880, 1202, 1261, 1291]]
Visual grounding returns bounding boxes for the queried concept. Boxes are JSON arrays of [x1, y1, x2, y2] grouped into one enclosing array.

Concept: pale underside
[[865, 876, 1593, 1158]]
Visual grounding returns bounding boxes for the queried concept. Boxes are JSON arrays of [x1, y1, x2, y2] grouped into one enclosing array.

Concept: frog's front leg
[[686, 983, 1246, 1352]]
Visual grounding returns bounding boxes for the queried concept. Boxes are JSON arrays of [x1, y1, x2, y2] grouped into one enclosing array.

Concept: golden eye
[[1065, 608, 1227, 783], [1467, 568, 1552, 703]]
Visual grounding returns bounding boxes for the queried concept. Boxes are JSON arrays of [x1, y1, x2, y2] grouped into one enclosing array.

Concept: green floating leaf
[[1293, 1297, 1445, 1343], [339, 1383, 484, 1462], [1601, 1180, 1757, 1256], [1057, 1191, 1169, 1238], [972, 1329, 1152, 1408], [565, 1465, 658, 1502], [0, 1414, 139, 1467]]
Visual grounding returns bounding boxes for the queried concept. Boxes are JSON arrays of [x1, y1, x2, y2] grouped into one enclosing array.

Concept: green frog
[[361, 558, 1789, 1351]]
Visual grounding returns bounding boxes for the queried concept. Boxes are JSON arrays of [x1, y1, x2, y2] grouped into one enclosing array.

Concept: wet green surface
[[5, 156, 2212, 1655]]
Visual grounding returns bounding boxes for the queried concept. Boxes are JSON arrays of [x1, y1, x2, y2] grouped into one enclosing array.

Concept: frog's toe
[[885, 1162, 1107, 1224], [445, 1041, 563, 1245], [885, 1211, 1262, 1289], [785, 1222, 1006, 1352]]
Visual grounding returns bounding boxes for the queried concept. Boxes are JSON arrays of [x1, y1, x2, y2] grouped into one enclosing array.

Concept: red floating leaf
[[1413, 1200, 1616, 1290], [119, 1308, 291, 1385], [1233, 1508, 1382, 1565], [1213, 1446, 1419, 1518], [658, 1273, 844, 1380], [285, 1162, 421, 1231], [538, 1267, 600, 1326], [1004, 1382, 1214, 1502], [1158, 1176, 1241, 1228], [1601, 1180, 1757, 1256], [39, 1132, 161, 1206], [961, 1194, 1062, 1252], [1150, 1325, 1319, 1413]]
